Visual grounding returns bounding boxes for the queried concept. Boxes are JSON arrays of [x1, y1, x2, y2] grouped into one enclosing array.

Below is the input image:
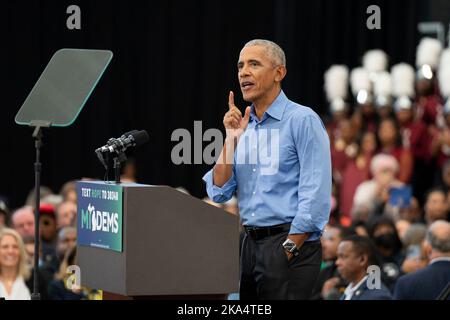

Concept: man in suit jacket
[[394, 220, 450, 300], [336, 235, 392, 300], [340, 276, 392, 300], [311, 225, 355, 300]]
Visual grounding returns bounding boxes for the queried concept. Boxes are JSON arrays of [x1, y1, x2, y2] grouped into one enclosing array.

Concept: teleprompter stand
[[15, 49, 113, 299]]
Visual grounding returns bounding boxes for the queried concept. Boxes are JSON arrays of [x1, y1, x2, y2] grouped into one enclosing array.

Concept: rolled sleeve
[[202, 168, 237, 203], [290, 114, 331, 235]]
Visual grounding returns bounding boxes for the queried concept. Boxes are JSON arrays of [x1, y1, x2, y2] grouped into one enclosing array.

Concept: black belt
[[244, 223, 290, 240]]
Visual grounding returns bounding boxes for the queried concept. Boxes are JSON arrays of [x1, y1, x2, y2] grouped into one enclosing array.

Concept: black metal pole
[[31, 127, 42, 300]]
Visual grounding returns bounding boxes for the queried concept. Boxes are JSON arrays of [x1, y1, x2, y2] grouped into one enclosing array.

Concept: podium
[[76, 181, 240, 299]]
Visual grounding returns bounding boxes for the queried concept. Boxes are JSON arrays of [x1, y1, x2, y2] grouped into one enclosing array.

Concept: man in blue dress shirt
[[203, 39, 332, 299]]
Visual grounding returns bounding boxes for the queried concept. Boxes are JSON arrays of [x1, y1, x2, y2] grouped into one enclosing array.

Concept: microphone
[[96, 130, 149, 154], [103, 130, 139, 150], [95, 130, 149, 183]]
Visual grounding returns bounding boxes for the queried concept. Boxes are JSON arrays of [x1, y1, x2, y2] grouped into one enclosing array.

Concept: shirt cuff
[[202, 169, 236, 203], [289, 213, 317, 234]]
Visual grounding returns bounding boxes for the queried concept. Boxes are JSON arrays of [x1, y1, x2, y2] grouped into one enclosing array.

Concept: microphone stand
[[113, 152, 127, 184]]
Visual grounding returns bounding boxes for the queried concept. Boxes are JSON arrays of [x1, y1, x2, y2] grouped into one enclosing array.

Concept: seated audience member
[[339, 131, 376, 217], [400, 223, 428, 274], [48, 246, 85, 300], [394, 220, 450, 299], [330, 119, 358, 186], [54, 227, 77, 271], [376, 117, 413, 184], [41, 194, 63, 207], [11, 206, 35, 238], [395, 219, 411, 240], [59, 181, 77, 204], [39, 204, 58, 264], [22, 236, 53, 300], [48, 245, 100, 300], [351, 220, 370, 237], [352, 154, 403, 219], [399, 197, 424, 223], [437, 160, 450, 192], [0, 228, 31, 300], [25, 186, 54, 207], [402, 223, 427, 249], [56, 201, 77, 229], [431, 124, 450, 185], [424, 188, 449, 225], [369, 217, 405, 290], [311, 225, 355, 300], [336, 235, 392, 300]]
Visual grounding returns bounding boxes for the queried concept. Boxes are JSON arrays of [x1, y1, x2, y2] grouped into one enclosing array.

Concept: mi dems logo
[[81, 203, 119, 233]]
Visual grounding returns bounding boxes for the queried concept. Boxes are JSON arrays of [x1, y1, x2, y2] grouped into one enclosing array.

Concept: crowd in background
[[1, 37, 450, 300], [313, 37, 450, 299]]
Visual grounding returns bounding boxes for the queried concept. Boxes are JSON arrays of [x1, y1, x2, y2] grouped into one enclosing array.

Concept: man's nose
[[239, 66, 250, 78]]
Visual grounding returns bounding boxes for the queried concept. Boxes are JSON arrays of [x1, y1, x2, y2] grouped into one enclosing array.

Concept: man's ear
[[360, 254, 369, 268], [275, 65, 287, 82], [422, 240, 432, 259]]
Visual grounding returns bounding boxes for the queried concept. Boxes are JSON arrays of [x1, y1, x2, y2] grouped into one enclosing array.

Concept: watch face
[[283, 240, 296, 252]]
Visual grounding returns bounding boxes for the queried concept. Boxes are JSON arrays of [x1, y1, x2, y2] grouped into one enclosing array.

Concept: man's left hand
[[284, 233, 310, 261], [285, 251, 294, 261]]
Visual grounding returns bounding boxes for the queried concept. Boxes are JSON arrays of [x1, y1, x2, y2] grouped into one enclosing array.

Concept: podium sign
[[77, 181, 123, 252], [77, 182, 240, 297]]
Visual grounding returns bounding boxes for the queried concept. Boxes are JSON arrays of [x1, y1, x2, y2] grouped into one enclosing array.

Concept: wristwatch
[[282, 239, 299, 257]]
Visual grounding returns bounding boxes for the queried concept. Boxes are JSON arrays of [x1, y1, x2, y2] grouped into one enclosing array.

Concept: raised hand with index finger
[[223, 91, 251, 138]]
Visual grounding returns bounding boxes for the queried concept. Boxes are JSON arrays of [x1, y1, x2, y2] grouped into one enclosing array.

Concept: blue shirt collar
[[250, 90, 288, 122]]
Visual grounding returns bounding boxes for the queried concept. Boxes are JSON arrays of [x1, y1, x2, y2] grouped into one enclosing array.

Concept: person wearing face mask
[[369, 216, 405, 291]]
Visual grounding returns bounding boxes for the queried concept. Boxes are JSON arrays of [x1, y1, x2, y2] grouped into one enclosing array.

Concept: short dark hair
[[351, 220, 369, 229], [341, 235, 379, 266], [377, 117, 402, 148], [333, 225, 357, 239]]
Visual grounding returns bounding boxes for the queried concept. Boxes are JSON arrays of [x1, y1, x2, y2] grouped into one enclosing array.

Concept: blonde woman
[[0, 228, 31, 300]]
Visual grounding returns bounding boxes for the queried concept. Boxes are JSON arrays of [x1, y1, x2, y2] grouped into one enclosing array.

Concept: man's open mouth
[[241, 81, 255, 90]]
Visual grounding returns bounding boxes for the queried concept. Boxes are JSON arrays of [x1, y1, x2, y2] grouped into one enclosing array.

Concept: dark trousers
[[240, 229, 322, 300]]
